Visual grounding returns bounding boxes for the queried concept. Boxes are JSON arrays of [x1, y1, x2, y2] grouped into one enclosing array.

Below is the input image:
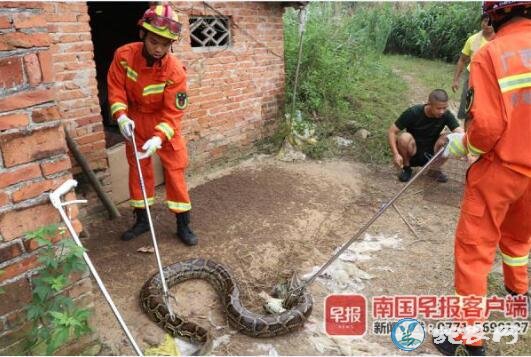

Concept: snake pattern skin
[[140, 258, 313, 352]]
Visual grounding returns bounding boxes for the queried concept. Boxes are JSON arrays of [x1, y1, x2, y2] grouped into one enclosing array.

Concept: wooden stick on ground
[[64, 126, 121, 219], [392, 203, 420, 240]]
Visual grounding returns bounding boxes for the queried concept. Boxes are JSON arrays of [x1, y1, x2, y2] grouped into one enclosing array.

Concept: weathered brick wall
[[174, 1, 287, 168], [45, 1, 110, 215], [0, 2, 96, 354], [1, 0, 290, 352]]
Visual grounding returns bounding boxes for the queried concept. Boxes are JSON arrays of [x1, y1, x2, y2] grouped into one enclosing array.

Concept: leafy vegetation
[[25, 225, 91, 355], [283, 3, 408, 162], [282, 2, 480, 163], [385, 2, 483, 62]]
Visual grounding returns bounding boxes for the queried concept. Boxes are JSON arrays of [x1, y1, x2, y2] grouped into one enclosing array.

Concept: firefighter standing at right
[[440, 1, 530, 355]]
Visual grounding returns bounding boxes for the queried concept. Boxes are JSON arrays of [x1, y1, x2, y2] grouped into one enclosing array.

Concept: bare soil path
[[82, 154, 487, 356]]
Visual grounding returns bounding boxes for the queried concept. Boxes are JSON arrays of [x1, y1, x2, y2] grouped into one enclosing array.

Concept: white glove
[[117, 114, 134, 140], [138, 136, 162, 160], [443, 133, 467, 158]]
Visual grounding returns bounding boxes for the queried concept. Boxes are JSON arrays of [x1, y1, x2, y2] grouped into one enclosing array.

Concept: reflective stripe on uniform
[[466, 135, 486, 156], [501, 252, 529, 267], [143, 83, 166, 96], [129, 197, 155, 208], [498, 72, 531, 93], [167, 201, 191, 212], [111, 102, 127, 115], [155, 122, 174, 140], [449, 140, 467, 157], [120, 60, 138, 82]]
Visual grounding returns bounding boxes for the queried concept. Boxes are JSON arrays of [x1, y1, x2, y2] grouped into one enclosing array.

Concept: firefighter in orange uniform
[[439, 1, 530, 355], [107, 5, 197, 245]]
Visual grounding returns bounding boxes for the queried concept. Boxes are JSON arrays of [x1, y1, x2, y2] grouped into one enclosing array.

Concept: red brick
[[0, 242, 23, 264], [0, 278, 32, 315], [12, 13, 46, 29], [37, 50, 53, 82], [40, 157, 71, 176], [23, 53, 41, 86], [11, 177, 66, 203], [0, 113, 29, 131], [74, 116, 101, 128], [0, 203, 60, 241], [0, 126, 66, 168], [0, 15, 11, 29], [0, 256, 39, 283], [46, 14, 78, 23], [75, 132, 104, 146], [47, 22, 89, 33], [0, 163, 41, 189], [0, 57, 24, 89], [6, 310, 26, 329], [0, 2, 46, 9], [0, 32, 51, 48], [0, 89, 54, 112], [31, 105, 61, 123], [0, 192, 10, 207]]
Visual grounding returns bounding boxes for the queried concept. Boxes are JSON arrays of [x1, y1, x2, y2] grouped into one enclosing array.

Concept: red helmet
[[138, 4, 182, 41], [483, 1, 530, 21]]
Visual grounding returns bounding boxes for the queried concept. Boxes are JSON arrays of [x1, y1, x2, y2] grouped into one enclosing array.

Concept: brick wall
[[0, 1, 96, 354], [173, 1, 287, 168], [1, 0, 291, 352]]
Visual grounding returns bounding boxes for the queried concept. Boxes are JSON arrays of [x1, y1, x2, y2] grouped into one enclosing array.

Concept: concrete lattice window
[[189, 16, 230, 48]]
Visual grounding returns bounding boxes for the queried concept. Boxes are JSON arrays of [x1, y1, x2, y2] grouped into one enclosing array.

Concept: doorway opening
[[88, 1, 149, 148]]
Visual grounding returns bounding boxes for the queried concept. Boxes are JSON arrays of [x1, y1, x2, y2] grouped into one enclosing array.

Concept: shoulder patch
[[176, 92, 188, 110], [465, 87, 474, 113]]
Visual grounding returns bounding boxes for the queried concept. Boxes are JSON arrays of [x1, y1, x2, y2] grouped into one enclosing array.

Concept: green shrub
[[385, 2, 483, 62], [25, 225, 91, 355], [283, 3, 406, 162]]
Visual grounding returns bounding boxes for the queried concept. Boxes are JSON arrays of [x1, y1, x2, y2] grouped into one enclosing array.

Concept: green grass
[[380, 54, 459, 101]]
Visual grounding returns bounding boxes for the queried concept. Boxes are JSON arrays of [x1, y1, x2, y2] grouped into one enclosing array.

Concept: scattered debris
[[277, 111, 318, 162], [277, 140, 307, 162], [258, 291, 286, 314], [302, 233, 401, 292], [354, 128, 371, 140], [253, 343, 279, 356], [333, 136, 353, 147], [144, 334, 180, 356], [137, 245, 155, 254], [212, 334, 232, 351]]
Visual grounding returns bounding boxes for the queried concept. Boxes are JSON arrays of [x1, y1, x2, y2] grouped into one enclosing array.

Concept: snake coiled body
[[140, 258, 313, 351]]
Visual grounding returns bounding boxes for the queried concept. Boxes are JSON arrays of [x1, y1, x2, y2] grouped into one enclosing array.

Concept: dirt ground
[[79, 66, 529, 356], [81, 154, 500, 356]]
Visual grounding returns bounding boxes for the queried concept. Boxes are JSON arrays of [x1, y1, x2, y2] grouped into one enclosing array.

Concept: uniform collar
[[496, 17, 530, 38]]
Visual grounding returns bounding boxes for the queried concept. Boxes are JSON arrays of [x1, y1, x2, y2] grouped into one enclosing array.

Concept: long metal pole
[[290, 7, 307, 121], [298, 146, 446, 291], [50, 181, 143, 356], [130, 133, 174, 319]]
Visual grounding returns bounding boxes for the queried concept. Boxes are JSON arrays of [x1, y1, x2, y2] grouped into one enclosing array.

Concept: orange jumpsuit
[[107, 42, 192, 213], [456, 18, 530, 304]]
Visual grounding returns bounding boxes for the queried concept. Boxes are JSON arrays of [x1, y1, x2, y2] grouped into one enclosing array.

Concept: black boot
[[176, 211, 197, 246], [121, 208, 149, 241]]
